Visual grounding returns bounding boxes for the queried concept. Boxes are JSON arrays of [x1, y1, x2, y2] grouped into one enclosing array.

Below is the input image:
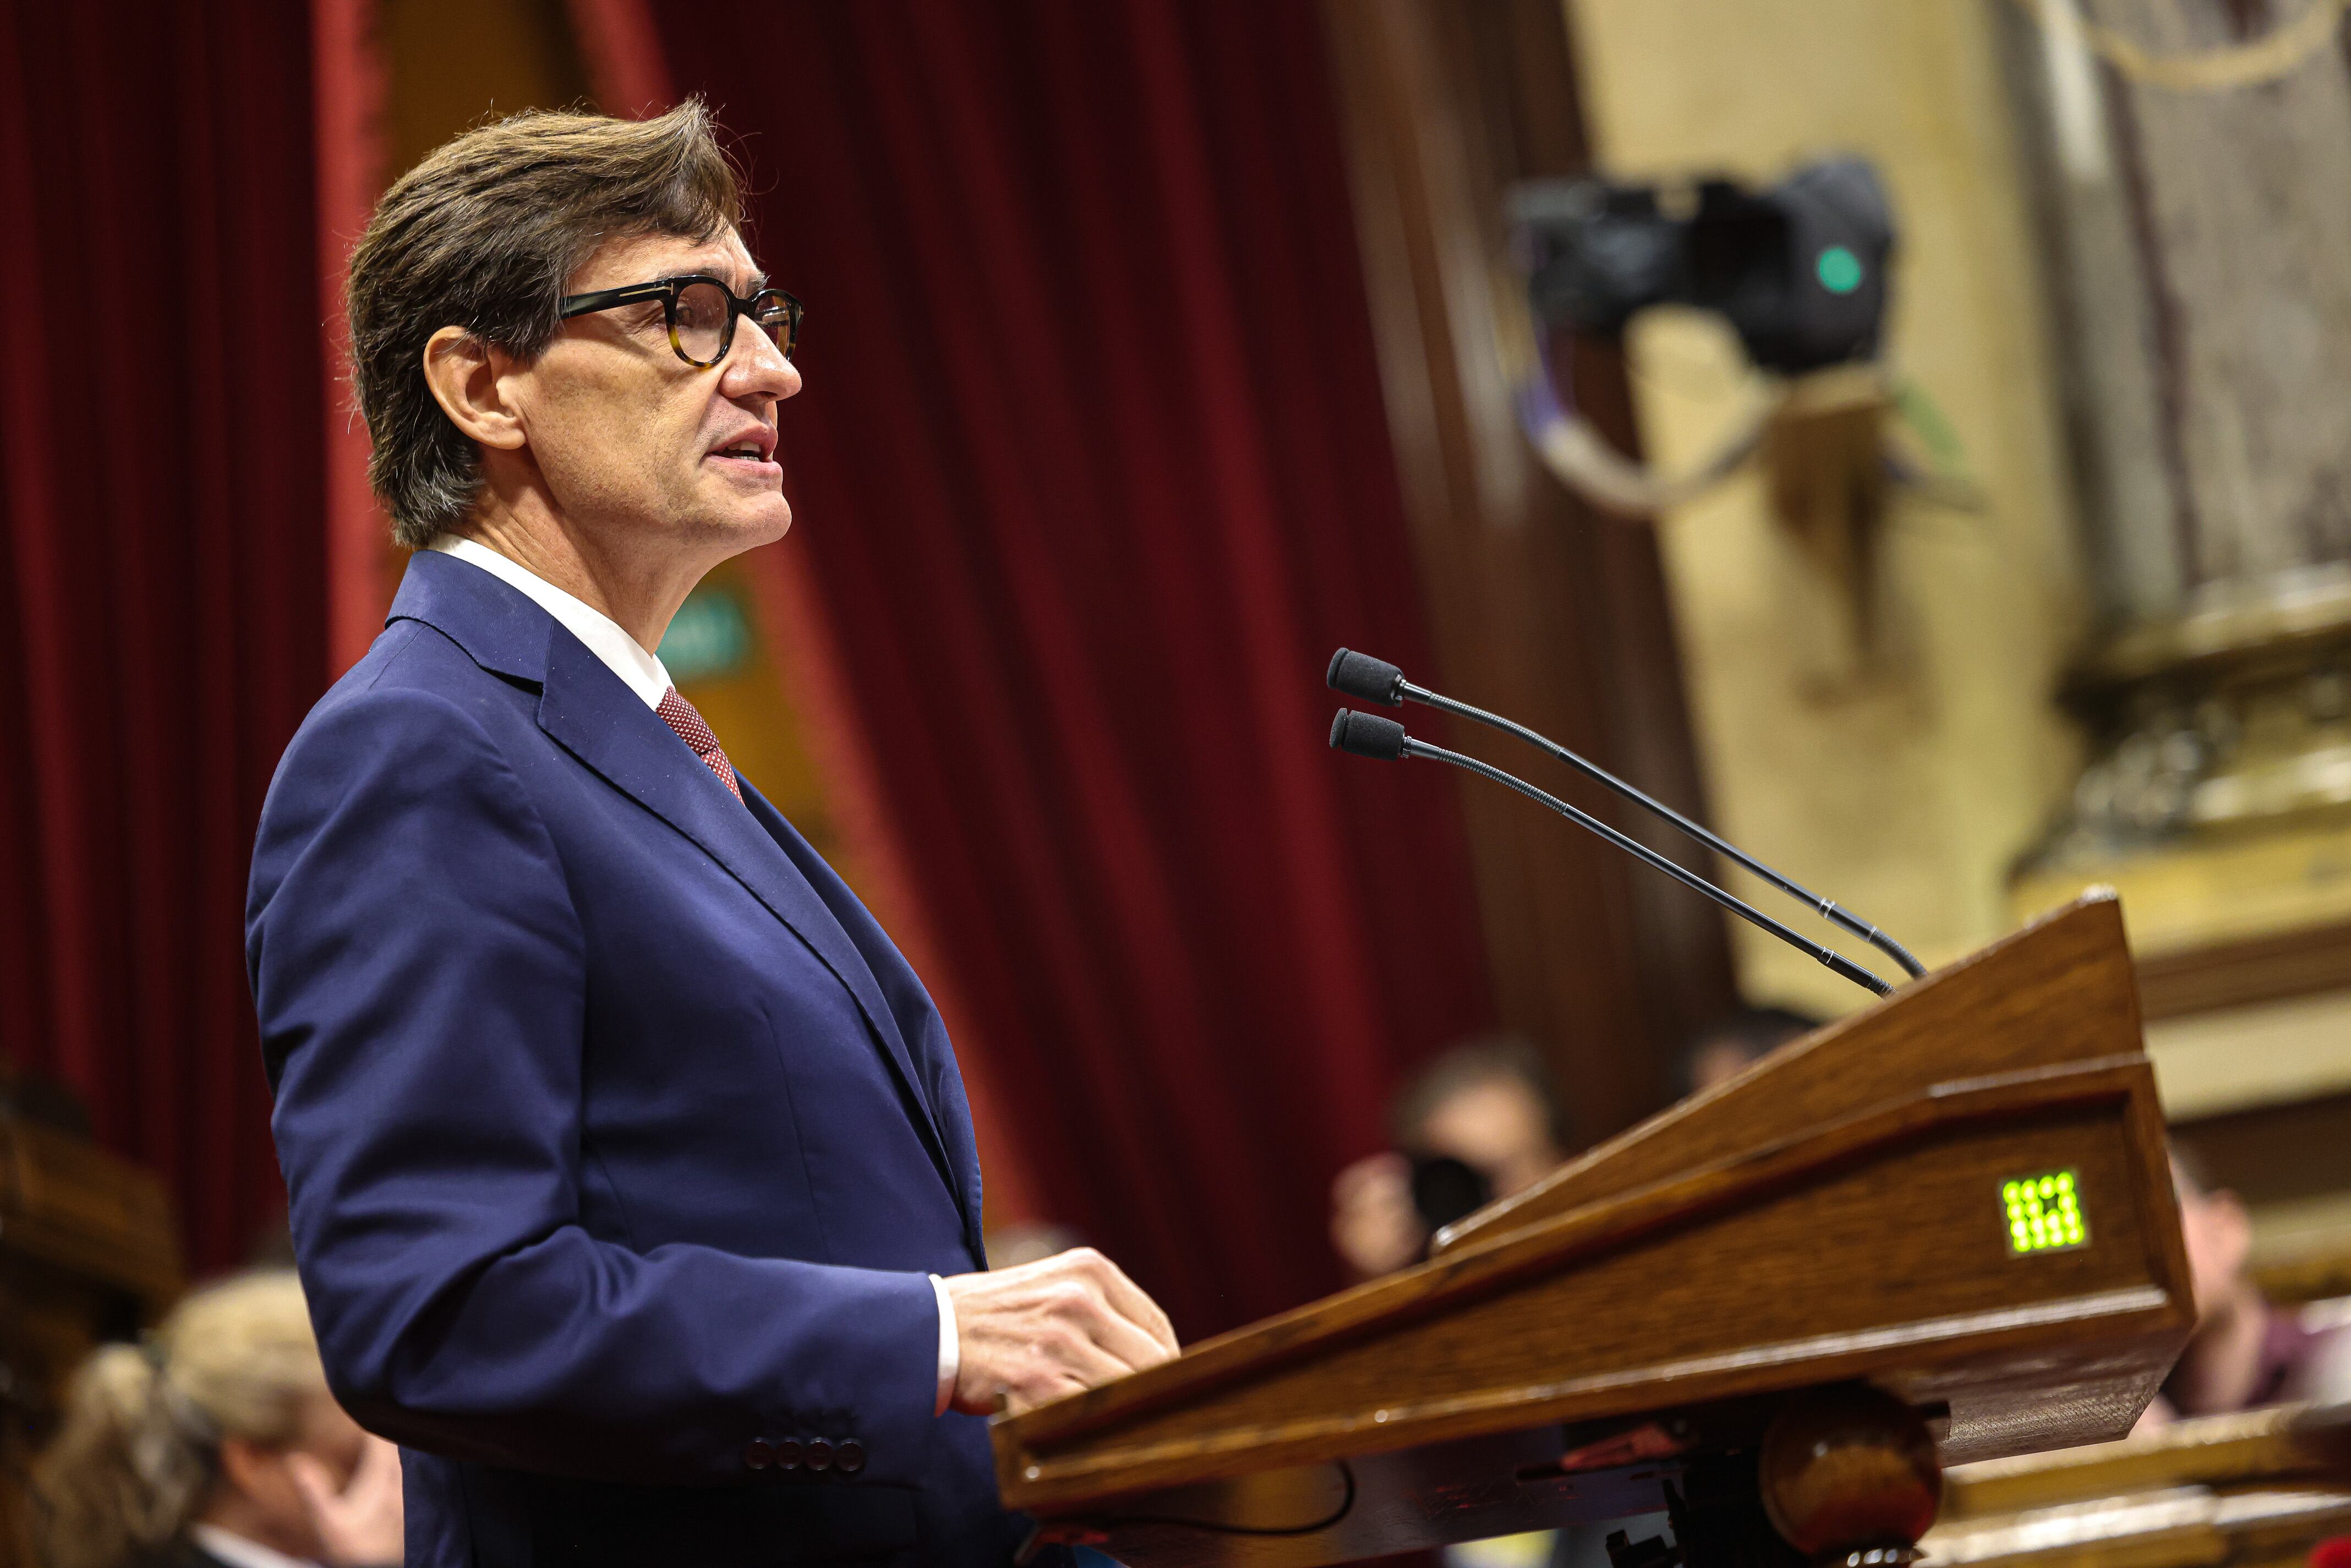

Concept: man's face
[[217, 1389, 371, 1560], [509, 227, 799, 556], [1416, 1077, 1563, 1199], [2173, 1160, 2253, 1320], [1687, 1036, 1760, 1095]]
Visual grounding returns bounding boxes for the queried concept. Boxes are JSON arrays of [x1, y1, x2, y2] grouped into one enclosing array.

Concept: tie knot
[[657, 688, 742, 801], [658, 689, 720, 755]]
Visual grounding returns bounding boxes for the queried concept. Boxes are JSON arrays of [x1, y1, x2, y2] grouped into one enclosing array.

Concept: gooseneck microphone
[[1327, 648, 1926, 981], [1328, 710, 1893, 998]]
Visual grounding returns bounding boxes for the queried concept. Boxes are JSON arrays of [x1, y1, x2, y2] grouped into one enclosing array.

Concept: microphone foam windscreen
[[1326, 648, 1405, 706], [1329, 709, 1409, 761]]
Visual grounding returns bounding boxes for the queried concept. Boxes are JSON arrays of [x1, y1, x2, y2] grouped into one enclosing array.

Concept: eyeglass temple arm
[[557, 282, 671, 319]]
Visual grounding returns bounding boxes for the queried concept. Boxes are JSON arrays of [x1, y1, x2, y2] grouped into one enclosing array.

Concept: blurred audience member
[[1331, 1036, 1569, 1279], [985, 1221, 1087, 1271], [2137, 1152, 2348, 1430], [1678, 1005, 1822, 1096], [35, 1270, 403, 1568]]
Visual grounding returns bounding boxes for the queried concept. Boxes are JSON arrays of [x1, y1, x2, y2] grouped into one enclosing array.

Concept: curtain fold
[[570, 0, 1057, 1231], [655, 0, 1497, 1334], [0, 0, 330, 1271]]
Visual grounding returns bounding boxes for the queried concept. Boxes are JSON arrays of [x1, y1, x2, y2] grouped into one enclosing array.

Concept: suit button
[[774, 1438, 803, 1471], [745, 1440, 774, 1471], [836, 1440, 866, 1474], [805, 1438, 833, 1472]]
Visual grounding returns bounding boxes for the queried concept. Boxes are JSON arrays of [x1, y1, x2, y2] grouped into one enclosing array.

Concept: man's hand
[[942, 1247, 1179, 1415], [287, 1433, 404, 1567]]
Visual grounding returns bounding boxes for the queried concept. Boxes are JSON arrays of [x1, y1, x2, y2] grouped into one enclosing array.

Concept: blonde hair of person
[[34, 1269, 327, 1568]]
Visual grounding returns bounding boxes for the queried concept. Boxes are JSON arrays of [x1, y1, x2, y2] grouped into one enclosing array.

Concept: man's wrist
[[928, 1273, 959, 1416]]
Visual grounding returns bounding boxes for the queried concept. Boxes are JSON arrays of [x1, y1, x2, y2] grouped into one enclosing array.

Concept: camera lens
[[1409, 1154, 1494, 1235]]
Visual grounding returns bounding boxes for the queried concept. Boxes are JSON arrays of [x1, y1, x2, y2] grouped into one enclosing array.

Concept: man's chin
[[690, 493, 792, 546]]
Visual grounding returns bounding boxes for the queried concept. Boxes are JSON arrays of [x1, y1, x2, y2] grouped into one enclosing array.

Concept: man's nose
[[721, 314, 800, 402]]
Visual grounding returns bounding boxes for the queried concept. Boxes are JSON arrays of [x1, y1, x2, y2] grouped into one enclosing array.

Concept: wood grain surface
[[1924, 1403, 2351, 1568], [1436, 895, 2147, 1253], [2135, 917, 2351, 1021]]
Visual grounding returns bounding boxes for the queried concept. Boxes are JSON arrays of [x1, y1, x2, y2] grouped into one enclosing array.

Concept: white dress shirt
[[428, 535, 673, 708], [425, 535, 963, 1417], [188, 1525, 320, 1568]]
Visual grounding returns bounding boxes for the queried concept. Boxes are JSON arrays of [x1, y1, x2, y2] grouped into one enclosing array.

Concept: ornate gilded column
[[2003, 2, 2351, 946], [1999, 0, 2351, 1172]]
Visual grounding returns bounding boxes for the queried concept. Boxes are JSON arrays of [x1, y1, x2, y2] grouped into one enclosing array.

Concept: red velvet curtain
[[0, 0, 1499, 1326], [654, 1, 1497, 1335], [0, 0, 327, 1272]]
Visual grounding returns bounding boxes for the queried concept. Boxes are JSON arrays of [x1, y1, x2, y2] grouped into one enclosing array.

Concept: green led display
[[2003, 1170, 2087, 1255]]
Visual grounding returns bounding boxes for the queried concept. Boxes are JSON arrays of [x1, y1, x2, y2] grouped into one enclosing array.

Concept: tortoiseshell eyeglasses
[[557, 275, 803, 369]]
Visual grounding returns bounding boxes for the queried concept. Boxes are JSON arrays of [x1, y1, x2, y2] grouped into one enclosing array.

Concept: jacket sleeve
[[247, 681, 943, 1485]]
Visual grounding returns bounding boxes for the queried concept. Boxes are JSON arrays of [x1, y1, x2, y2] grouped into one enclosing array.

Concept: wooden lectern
[[991, 893, 2196, 1567]]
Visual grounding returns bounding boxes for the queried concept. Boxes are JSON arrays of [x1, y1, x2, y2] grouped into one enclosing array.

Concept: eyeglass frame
[[556, 274, 804, 369]]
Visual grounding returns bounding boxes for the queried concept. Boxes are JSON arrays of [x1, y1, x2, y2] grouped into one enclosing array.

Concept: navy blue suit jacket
[[248, 551, 1025, 1568]]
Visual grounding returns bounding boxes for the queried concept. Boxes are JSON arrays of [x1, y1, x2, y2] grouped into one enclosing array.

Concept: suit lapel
[[529, 614, 960, 1208], [740, 780, 982, 1251]]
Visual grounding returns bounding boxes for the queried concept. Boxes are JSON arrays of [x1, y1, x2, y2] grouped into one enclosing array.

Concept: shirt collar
[[187, 1525, 321, 1568], [427, 534, 673, 710]]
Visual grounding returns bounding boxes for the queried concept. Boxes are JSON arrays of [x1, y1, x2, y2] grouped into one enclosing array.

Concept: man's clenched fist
[[941, 1247, 1179, 1415]]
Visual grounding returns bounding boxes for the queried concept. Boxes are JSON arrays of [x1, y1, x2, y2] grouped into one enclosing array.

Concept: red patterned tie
[[656, 687, 742, 801]]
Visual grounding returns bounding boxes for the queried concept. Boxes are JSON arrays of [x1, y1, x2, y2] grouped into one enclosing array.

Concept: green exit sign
[[2004, 1171, 2087, 1255], [659, 585, 752, 685]]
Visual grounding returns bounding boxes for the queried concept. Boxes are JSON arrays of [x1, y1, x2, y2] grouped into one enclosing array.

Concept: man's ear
[[421, 327, 527, 452], [216, 1434, 275, 1498]]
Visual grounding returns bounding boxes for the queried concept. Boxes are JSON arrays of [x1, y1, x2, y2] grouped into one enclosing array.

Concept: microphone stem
[[1405, 737, 1893, 998], [1404, 683, 1927, 979]]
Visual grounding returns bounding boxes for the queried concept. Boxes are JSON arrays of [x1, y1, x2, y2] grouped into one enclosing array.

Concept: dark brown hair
[[1388, 1034, 1571, 1156], [346, 100, 742, 548], [1676, 1004, 1822, 1093]]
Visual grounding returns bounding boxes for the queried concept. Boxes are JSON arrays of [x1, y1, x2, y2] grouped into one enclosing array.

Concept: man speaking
[[247, 102, 1177, 1568]]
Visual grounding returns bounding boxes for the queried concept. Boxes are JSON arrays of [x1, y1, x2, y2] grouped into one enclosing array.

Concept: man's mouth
[[706, 431, 781, 482]]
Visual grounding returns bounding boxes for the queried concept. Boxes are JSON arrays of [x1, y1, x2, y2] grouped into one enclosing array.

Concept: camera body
[[1510, 156, 1895, 375], [1408, 1152, 1494, 1238]]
